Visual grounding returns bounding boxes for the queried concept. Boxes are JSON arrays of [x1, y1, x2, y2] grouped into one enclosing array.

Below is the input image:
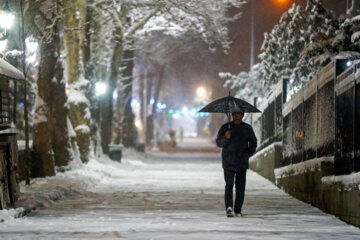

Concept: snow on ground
[[0, 150, 360, 239], [0, 208, 25, 222]]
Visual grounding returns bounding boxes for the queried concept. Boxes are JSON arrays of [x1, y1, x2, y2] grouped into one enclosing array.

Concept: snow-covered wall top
[[282, 99, 292, 117], [274, 156, 334, 180], [291, 87, 304, 110], [0, 58, 24, 80], [322, 172, 360, 189], [249, 141, 282, 163], [282, 59, 337, 117]]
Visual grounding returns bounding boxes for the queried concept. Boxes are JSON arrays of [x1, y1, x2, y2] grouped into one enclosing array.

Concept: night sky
[[160, 0, 349, 113], [227, 0, 348, 73]]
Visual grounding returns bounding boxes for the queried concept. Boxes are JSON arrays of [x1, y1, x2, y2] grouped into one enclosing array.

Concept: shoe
[[234, 213, 243, 217], [226, 207, 234, 218]]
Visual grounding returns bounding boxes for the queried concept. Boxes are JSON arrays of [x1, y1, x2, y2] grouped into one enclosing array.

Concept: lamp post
[[95, 82, 107, 158], [250, 0, 290, 70], [196, 86, 210, 104], [348, 0, 360, 15]]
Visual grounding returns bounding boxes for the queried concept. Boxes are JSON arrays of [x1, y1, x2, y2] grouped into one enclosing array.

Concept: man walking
[[216, 110, 257, 217]]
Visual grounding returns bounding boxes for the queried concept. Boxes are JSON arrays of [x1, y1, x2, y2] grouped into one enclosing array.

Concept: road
[[0, 150, 359, 239]]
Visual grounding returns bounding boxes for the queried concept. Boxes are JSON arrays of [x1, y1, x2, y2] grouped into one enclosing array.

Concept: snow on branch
[[220, 64, 269, 102], [125, 7, 161, 40], [67, 75, 90, 106]]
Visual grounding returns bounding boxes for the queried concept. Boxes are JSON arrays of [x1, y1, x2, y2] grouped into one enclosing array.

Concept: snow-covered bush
[[260, 0, 337, 85], [227, 0, 340, 99], [220, 63, 269, 104]]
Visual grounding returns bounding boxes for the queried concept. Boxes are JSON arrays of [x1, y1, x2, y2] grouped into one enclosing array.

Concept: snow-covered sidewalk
[[0, 150, 359, 239]]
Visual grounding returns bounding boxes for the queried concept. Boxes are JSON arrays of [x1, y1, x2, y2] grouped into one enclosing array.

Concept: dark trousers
[[224, 169, 247, 213]]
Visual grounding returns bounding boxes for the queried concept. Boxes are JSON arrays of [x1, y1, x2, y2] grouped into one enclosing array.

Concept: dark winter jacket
[[216, 121, 257, 172]]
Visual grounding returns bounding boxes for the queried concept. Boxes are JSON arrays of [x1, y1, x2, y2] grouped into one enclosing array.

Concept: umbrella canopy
[[198, 95, 261, 114], [198, 94, 261, 128]]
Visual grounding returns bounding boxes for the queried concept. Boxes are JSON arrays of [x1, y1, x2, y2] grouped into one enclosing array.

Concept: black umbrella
[[198, 92, 261, 127]]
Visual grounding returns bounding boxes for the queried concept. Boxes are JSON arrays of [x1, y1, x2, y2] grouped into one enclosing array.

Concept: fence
[[252, 80, 284, 151], [253, 58, 360, 176], [334, 60, 360, 175]]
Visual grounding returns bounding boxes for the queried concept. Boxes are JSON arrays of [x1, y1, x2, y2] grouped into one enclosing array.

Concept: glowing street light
[[135, 120, 142, 129], [346, 60, 353, 67], [275, 0, 289, 5], [113, 90, 118, 100], [0, 13, 14, 29], [196, 86, 206, 98], [95, 82, 107, 96]]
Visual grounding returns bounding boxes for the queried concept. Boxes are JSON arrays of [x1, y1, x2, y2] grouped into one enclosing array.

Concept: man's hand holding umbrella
[[225, 130, 231, 139]]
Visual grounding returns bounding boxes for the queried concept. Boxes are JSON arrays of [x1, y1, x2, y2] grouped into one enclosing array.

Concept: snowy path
[[1, 152, 360, 239]]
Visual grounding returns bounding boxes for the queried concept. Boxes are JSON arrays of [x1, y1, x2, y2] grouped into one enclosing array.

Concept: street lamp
[[275, 0, 289, 5], [346, 60, 353, 67], [0, 1, 15, 40], [196, 86, 206, 98], [95, 82, 107, 158], [95, 82, 107, 96], [113, 90, 118, 100]]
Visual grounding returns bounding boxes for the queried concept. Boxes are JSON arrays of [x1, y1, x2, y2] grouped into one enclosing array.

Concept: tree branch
[[124, 7, 161, 40]]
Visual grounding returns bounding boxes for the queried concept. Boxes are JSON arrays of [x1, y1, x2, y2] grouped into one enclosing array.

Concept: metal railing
[[255, 58, 360, 175]]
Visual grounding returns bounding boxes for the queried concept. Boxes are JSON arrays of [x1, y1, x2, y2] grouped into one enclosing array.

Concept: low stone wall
[[275, 159, 360, 227], [249, 142, 283, 183], [250, 144, 360, 228]]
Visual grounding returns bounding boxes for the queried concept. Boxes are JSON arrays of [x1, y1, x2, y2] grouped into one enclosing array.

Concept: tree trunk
[[100, 33, 123, 154], [31, 1, 73, 176], [64, 0, 91, 163], [139, 73, 145, 126], [148, 65, 165, 143], [50, 60, 75, 169], [32, 42, 56, 178], [86, 9, 103, 156], [113, 45, 137, 147], [121, 98, 138, 147]]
